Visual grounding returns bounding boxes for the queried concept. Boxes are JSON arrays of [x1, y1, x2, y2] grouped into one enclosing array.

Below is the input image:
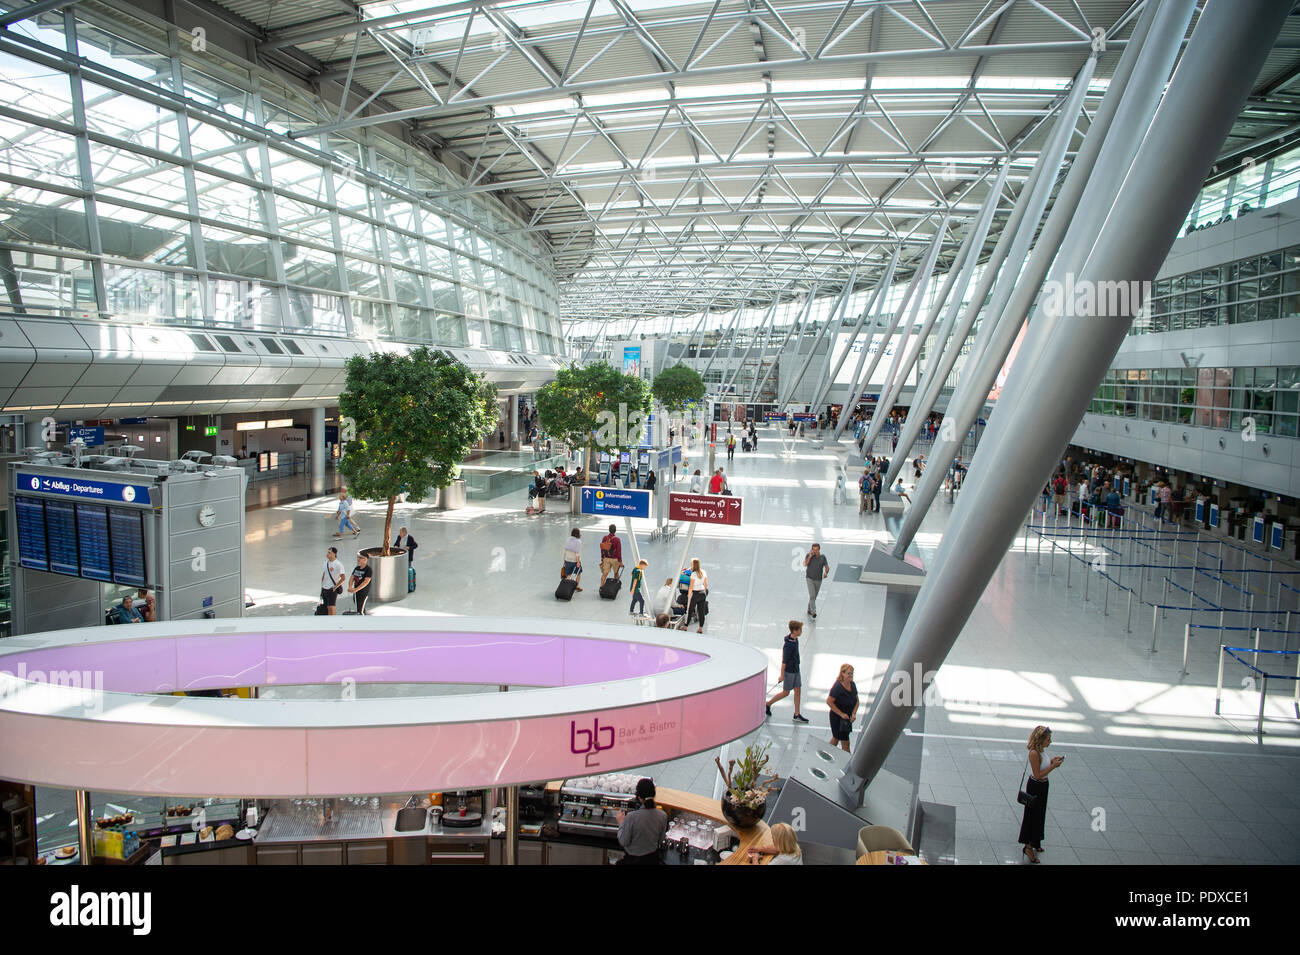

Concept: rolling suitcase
[[599, 577, 622, 600], [408, 565, 416, 593], [555, 578, 578, 601]]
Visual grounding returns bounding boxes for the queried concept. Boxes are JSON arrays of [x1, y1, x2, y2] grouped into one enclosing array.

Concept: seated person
[[114, 594, 144, 623], [135, 588, 156, 622]]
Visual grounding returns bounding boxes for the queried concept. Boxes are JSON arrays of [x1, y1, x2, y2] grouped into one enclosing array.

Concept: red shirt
[[601, 534, 622, 562], [709, 473, 724, 494]]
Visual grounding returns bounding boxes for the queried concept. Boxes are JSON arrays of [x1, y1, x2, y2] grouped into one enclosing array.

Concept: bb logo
[[121, 486, 136, 502], [570, 718, 615, 767]]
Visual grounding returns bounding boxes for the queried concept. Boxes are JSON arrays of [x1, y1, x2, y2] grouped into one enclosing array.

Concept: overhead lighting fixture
[[265, 418, 293, 429], [236, 421, 266, 431]]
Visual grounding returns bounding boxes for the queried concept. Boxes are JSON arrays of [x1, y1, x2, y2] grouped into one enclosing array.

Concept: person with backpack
[[859, 469, 872, 513], [599, 524, 623, 588]]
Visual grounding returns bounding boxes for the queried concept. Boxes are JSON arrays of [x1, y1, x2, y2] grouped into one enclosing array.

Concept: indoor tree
[[338, 346, 498, 554], [651, 363, 706, 445], [535, 361, 652, 482]]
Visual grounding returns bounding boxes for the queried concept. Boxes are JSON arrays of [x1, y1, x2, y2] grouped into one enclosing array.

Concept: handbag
[[1017, 757, 1039, 809]]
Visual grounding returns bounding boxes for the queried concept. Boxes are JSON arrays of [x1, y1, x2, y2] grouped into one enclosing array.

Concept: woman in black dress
[[826, 664, 859, 752], [1018, 725, 1064, 863]]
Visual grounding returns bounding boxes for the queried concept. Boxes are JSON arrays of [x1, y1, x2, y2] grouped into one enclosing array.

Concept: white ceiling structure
[[174, 0, 1300, 325]]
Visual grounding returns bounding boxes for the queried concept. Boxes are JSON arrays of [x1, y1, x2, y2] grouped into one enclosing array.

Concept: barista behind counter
[[615, 778, 667, 865]]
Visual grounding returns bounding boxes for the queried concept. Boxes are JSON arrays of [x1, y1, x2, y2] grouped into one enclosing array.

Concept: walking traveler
[[765, 620, 809, 722], [629, 559, 648, 616], [686, 558, 709, 632], [599, 524, 623, 587], [562, 528, 584, 591], [804, 543, 829, 619], [827, 663, 859, 752]]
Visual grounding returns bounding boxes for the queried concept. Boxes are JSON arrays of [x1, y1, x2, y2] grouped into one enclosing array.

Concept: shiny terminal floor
[[241, 430, 1300, 865]]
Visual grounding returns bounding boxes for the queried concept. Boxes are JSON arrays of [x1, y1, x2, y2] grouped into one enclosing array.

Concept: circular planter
[[358, 546, 408, 603], [439, 478, 467, 510], [720, 792, 767, 830]]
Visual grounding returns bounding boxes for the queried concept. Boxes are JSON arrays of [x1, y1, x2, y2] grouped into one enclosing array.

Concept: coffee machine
[[440, 790, 486, 828]]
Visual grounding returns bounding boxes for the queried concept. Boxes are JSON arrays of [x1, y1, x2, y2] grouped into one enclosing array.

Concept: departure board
[[75, 504, 112, 582], [108, 507, 147, 587], [14, 496, 48, 571], [44, 499, 80, 576]]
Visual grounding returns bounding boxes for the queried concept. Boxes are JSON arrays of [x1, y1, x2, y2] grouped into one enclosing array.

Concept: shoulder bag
[[1016, 756, 1038, 809]]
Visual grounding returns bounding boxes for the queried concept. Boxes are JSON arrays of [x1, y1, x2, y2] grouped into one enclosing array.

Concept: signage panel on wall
[[16, 471, 152, 507], [579, 486, 652, 518], [668, 492, 743, 526]]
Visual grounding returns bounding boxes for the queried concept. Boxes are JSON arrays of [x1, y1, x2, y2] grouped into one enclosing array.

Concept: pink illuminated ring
[[0, 617, 767, 797]]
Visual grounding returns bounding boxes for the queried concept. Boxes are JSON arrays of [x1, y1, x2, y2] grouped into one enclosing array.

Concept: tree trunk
[[382, 495, 395, 556], [585, 439, 594, 484]]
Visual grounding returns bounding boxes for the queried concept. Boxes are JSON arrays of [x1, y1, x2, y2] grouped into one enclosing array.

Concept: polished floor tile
[[240, 428, 1300, 864]]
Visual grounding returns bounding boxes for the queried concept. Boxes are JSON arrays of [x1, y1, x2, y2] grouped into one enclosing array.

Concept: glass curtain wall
[[0, 8, 562, 353]]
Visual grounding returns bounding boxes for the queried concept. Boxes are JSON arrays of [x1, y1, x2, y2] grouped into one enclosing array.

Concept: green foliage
[[535, 361, 651, 452], [715, 742, 778, 808], [652, 363, 707, 412], [338, 347, 498, 552]]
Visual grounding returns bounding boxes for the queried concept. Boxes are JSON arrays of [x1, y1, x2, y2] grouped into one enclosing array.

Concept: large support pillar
[[779, 274, 855, 410], [888, 98, 1064, 463], [858, 214, 953, 448], [882, 53, 1096, 494], [847, 0, 1286, 796], [722, 297, 779, 396], [310, 405, 326, 496], [809, 249, 900, 413], [508, 395, 519, 450], [888, 0, 1184, 556], [750, 287, 816, 404], [866, 164, 1007, 448], [831, 221, 945, 443]]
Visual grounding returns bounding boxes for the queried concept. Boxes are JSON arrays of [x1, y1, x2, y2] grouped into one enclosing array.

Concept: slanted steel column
[[860, 214, 954, 449], [831, 222, 946, 443], [779, 275, 855, 410], [810, 249, 900, 413], [881, 59, 1095, 535], [888, 104, 1063, 463], [701, 283, 763, 379], [867, 165, 1006, 444], [721, 297, 779, 396], [888, 0, 1168, 536], [750, 286, 818, 403], [846, 0, 1285, 795]]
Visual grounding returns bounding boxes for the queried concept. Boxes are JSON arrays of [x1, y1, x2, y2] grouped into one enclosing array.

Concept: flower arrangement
[[716, 742, 778, 809]]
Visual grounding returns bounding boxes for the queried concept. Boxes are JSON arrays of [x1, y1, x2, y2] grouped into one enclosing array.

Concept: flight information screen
[[75, 504, 112, 582], [44, 499, 80, 577], [108, 507, 147, 587], [14, 496, 48, 571]]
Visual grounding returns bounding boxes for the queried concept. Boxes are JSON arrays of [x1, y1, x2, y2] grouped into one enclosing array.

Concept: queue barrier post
[[1150, 604, 1160, 654], [1215, 645, 1225, 715], [1126, 586, 1134, 633], [1182, 621, 1191, 675], [1293, 650, 1300, 719], [1257, 673, 1268, 745], [1254, 626, 1261, 670]]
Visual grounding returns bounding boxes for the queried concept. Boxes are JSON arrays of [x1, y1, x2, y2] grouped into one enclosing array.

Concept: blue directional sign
[[1253, 516, 1265, 545], [580, 485, 652, 518], [16, 471, 153, 506], [1272, 523, 1284, 551], [1209, 503, 1220, 528]]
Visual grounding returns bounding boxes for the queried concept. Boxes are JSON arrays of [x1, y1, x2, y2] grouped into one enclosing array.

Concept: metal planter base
[[358, 547, 408, 602]]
